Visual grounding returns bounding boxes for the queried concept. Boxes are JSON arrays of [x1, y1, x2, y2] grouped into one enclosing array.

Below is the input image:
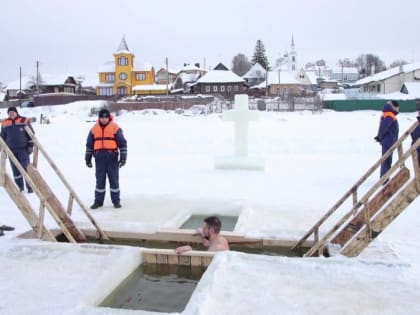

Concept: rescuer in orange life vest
[[85, 108, 127, 209], [1, 106, 34, 193]]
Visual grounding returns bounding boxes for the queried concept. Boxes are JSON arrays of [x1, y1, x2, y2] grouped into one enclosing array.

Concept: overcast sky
[[1, 0, 419, 84]]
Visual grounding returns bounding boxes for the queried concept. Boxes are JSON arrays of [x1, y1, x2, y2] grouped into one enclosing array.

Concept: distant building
[[191, 63, 246, 99], [330, 67, 359, 83], [242, 63, 266, 87], [353, 62, 420, 94], [172, 64, 207, 92], [400, 82, 420, 98], [96, 36, 157, 96], [155, 67, 177, 85], [251, 70, 305, 97], [4, 74, 78, 100]]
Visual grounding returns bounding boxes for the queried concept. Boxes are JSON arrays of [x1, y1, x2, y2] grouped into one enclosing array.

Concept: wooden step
[[331, 167, 410, 245], [27, 165, 87, 242], [340, 179, 420, 256]]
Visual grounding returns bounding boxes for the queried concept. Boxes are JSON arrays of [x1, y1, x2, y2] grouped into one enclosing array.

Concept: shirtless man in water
[[175, 216, 229, 254]]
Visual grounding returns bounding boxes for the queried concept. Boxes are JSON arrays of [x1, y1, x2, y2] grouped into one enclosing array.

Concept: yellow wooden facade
[[96, 37, 156, 96]]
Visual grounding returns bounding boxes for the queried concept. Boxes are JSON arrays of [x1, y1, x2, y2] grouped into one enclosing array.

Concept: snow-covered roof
[[255, 71, 299, 88], [98, 61, 115, 73], [115, 36, 130, 54], [196, 70, 244, 84], [180, 64, 206, 72], [132, 84, 169, 91], [177, 72, 201, 83], [305, 71, 318, 85], [5, 76, 34, 90], [242, 63, 266, 79], [354, 61, 420, 85], [38, 74, 76, 86], [401, 82, 420, 98]]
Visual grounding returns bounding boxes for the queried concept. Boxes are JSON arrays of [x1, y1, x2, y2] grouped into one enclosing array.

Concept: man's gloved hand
[[86, 160, 93, 168], [27, 146, 34, 154], [118, 160, 126, 168], [374, 136, 380, 142]]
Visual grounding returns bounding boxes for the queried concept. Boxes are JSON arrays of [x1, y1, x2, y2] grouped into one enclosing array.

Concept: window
[[105, 73, 115, 82], [227, 86, 232, 92], [136, 73, 146, 81], [117, 86, 127, 95], [234, 85, 239, 91], [99, 88, 113, 96], [220, 86, 225, 92], [119, 72, 127, 80], [118, 57, 128, 65], [292, 56, 295, 62], [64, 87, 73, 93], [213, 85, 218, 92], [205, 86, 211, 92]]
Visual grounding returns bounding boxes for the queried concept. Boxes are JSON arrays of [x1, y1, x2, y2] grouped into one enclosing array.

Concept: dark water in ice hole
[[100, 263, 205, 312]]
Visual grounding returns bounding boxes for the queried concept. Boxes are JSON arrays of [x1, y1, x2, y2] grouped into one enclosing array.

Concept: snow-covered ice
[[1, 101, 420, 314]]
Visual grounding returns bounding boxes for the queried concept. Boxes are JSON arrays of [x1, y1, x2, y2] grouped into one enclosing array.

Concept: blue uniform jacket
[[0, 115, 34, 150], [411, 117, 420, 156], [377, 104, 399, 150]]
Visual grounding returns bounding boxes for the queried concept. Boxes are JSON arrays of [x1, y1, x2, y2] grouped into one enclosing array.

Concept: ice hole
[[100, 263, 205, 312]]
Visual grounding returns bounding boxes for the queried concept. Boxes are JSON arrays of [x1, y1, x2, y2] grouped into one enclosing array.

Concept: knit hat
[[98, 108, 110, 118], [7, 106, 18, 114]]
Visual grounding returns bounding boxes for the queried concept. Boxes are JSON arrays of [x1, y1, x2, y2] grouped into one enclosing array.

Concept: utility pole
[[166, 57, 169, 96], [36, 60, 40, 96], [19, 66, 22, 107], [265, 70, 268, 97]]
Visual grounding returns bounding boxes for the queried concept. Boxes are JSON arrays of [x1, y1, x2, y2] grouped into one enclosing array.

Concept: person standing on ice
[[0, 106, 34, 193], [375, 100, 399, 179], [410, 104, 420, 166], [85, 108, 127, 209]]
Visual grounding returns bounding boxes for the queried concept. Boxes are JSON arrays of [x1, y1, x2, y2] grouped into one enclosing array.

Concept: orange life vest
[[91, 122, 120, 151], [1, 117, 30, 127], [382, 111, 397, 121]]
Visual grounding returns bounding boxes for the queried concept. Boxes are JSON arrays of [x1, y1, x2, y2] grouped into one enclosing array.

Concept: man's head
[[202, 216, 222, 237], [98, 108, 111, 125], [7, 106, 18, 119], [390, 100, 400, 112]]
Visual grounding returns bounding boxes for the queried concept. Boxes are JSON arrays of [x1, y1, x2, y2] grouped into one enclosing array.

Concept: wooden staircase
[[292, 121, 420, 257], [0, 126, 108, 243]]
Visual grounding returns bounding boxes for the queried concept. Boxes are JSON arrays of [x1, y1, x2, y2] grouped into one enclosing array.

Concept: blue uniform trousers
[[94, 150, 120, 205], [380, 143, 393, 178], [9, 148, 31, 191]]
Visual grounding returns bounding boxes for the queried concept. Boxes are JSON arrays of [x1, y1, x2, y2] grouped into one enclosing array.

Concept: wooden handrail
[[292, 120, 419, 254], [24, 126, 108, 241]]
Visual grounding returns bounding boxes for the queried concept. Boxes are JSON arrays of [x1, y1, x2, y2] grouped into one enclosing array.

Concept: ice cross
[[223, 94, 258, 157], [214, 94, 265, 170]]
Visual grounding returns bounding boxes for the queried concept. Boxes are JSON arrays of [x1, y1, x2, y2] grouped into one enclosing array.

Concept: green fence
[[323, 99, 417, 112]]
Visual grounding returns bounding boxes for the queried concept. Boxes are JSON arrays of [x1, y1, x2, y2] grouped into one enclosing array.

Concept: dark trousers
[[380, 144, 393, 178], [94, 151, 120, 205], [9, 148, 31, 191]]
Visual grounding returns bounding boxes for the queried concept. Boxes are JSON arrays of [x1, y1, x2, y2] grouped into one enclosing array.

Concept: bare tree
[[337, 58, 356, 67], [231, 53, 251, 76], [305, 62, 315, 69], [389, 59, 408, 68], [315, 59, 326, 67], [355, 53, 386, 77]]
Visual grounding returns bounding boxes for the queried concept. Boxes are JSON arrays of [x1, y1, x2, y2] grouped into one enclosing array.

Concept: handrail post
[[0, 148, 6, 187]]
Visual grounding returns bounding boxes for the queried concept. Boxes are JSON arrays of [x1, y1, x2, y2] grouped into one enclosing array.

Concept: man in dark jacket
[[375, 101, 399, 178], [410, 106, 420, 166], [1, 107, 34, 192], [85, 108, 127, 209]]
